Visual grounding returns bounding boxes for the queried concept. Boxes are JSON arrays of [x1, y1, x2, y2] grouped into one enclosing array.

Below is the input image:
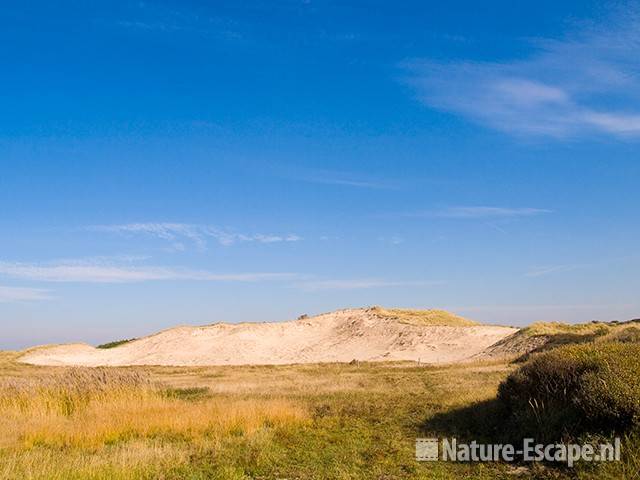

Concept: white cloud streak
[[282, 167, 397, 190], [0, 285, 51, 303], [406, 206, 551, 219], [525, 264, 583, 277], [294, 279, 442, 291], [89, 223, 302, 249], [0, 260, 296, 284], [406, 8, 640, 138]]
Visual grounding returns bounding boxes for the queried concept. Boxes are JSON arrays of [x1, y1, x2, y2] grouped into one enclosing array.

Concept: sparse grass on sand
[[482, 319, 640, 361], [372, 306, 478, 327]]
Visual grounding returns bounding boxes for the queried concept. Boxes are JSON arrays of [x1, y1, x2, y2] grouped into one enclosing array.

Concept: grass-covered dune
[[371, 306, 479, 327], [481, 317, 640, 360]]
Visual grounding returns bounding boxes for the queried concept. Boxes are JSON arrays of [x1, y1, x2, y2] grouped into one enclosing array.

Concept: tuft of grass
[[162, 386, 211, 401], [96, 338, 137, 349], [372, 307, 478, 327]]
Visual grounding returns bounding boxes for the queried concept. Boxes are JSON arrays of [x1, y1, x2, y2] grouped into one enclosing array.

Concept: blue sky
[[1, 1, 639, 348]]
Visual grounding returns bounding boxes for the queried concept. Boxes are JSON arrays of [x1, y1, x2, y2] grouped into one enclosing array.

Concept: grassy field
[[0, 349, 632, 479]]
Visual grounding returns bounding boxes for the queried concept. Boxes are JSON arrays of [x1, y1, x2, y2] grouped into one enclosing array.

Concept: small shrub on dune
[[96, 338, 137, 349], [498, 342, 640, 442]]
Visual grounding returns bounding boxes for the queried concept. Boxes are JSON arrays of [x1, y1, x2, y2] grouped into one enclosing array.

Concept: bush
[[96, 338, 137, 349], [497, 342, 640, 442]]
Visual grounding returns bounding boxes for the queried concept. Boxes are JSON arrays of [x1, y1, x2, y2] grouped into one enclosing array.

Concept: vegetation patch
[[498, 342, 640, 442], [0, 367, 305, 451], [372, 307, 478, 327], [161, 386, 211, 401], [96, 338, 137, 349], [5, 342, 640, 478], [484, 318, 640, 360]]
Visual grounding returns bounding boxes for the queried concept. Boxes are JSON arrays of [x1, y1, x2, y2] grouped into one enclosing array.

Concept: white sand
[[19, 308, 517, 367]]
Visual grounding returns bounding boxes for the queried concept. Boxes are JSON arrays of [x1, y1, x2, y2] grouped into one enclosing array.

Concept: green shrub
[[498, 342, 640, 442], [96, 338, 137, 349]]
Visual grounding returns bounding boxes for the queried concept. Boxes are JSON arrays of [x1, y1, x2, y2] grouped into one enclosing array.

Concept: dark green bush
[[498, 342, 640, 442], [96, 338, 137, 349]]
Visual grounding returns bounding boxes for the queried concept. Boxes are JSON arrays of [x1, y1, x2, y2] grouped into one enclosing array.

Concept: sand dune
[[19, 307, 517, 367]]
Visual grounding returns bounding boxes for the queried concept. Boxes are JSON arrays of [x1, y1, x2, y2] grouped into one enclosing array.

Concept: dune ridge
[[19, 307, 517, 367]]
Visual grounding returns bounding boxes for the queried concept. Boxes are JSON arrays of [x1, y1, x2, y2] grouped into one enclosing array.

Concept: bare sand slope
[[19, 308, 517, 367]]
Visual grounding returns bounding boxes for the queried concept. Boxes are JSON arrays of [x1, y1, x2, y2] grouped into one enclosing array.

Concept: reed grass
[[0, 367, 306, 452]]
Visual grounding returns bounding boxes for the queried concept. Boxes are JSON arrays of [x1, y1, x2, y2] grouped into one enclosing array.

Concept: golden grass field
[[0, 347, 635, 479]]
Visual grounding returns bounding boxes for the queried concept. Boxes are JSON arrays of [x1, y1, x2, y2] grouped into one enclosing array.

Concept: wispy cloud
[[525, 264, 584, 277], [378, 236, 404, 245], [88, 223, 302, 249], [0, 260, 296, 284], [406, 206, 551, 219], [294, 279, 442, 291], [116, 4, 243, 40], [0, 285, 51, 303], [405, 7, 640, 138], [287, 168, 396, 190], [526, 255, 640, 278]]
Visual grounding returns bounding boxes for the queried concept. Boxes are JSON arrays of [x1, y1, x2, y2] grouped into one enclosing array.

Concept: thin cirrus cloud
[[294, 279, 443, 291], [405, 206, 552, 219], [0, 260, 297, 284], [88, 223, 302, 249], [293, 170, 396, 190], [115, 2, 244, 40], [405, 7, 640, 138], [0, 285, 51, 303], [525, 264, 581, 278], [275, 165, 398, 190]]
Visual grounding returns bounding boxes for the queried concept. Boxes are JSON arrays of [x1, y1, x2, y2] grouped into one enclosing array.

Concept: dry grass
[[372, 307, 478, 327], [0, 351, 597, 479], [0, 369, 305, 450], [0, 353, 525, 479], [523, 321, 611, 336], [0, 440, 189, 480], [3, 323, 636, 479], [522, 319, 640, 339], [483, 319, 640, 360]]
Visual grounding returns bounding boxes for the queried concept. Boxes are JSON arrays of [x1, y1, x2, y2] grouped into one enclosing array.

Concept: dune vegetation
[[0, 351, 523, 479], [499, 343, 640, 440], [2, 318, 640, 479], [371, 306, 478, 327], [96, 338, 138, 349], [481, 318, 640, 360]]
